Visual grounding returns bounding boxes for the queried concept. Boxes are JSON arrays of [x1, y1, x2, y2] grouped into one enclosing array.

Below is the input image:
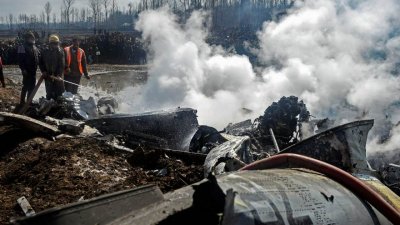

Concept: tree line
[[0, 0, 294, 32]]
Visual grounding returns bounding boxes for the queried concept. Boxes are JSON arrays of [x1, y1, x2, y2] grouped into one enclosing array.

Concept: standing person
[[64, 37, 90, 94], [0, 55, 5, 88], [18, 32, 40, 104], [40, 35, 65, 100]]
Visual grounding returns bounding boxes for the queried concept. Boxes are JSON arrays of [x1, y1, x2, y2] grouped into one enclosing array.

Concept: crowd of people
[[0, 31, 148, 65]]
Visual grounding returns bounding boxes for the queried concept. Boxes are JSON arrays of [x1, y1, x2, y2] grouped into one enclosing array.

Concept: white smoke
[[120, 0, 400, 152]]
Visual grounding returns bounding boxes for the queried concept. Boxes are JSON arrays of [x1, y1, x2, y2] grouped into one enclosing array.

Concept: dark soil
[[0, 137, 204, 224], [0, 78, 20, 112]]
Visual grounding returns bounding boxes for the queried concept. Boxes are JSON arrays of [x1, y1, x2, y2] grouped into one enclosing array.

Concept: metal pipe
[[50, 76, 85, 88], [269, 128, 280, 152]]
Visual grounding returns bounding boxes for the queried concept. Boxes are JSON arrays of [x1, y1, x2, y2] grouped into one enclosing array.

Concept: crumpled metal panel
[[203, 136, 252, 177], [86, 108, 199, 150], [279, 120, 374, 174], [62, 92, 99, 120]]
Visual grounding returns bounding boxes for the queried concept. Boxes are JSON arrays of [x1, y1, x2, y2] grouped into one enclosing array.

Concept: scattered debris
[[189, 125, 227, 154], [16, 197, 35, 217], [257, 96, 310, 144], [369, 151, 400, 196], [1, 85, 400, 225], [204, 135, 251, 176], [381, 164, 400, 196], [97, 97, 119, 115], [0, 112, 60, 138], [62, 92, 98, 120], [58, 119, 85, 135], [225, 119, 253, 136]]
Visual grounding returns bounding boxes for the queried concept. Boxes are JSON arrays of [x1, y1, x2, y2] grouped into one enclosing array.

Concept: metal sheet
[[85, 108, 199, 150], [14, 185, 164, 225], [279, 120, 374, 174], [0, 112, 60, 138], [204, 136, 251, 176]]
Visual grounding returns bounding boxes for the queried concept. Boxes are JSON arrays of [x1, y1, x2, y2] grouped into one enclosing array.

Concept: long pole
[[50, 76, 85, 88], [18, 75, 45, 115], [269, 128, 280, 153]]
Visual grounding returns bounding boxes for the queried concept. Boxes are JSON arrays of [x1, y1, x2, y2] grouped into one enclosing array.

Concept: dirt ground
[[0, 78, 21, 113], [0, 137, 204, 224], [2, 64, 146, 76]]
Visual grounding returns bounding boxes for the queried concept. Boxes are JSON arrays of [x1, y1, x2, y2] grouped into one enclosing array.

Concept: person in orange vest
[[64, 37, 90, 94], [0, 55, 5, 88]]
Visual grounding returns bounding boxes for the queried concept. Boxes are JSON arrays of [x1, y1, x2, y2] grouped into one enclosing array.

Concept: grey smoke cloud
[[119, 0, 400, 152]]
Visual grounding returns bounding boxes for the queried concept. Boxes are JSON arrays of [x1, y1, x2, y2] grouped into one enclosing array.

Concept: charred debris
[[0, 94, 400, 224]]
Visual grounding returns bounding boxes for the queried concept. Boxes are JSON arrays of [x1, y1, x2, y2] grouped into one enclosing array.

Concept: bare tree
[[111, 0, 117, 15], [128, 2, 133, 16], [53, 13, 57, 26], [80, 8, 86, 23], [40, 11, 46, 26], [63, 0, 75, 25], [103, 0, 110, 24], [75, 8, 79, 23], [44, 2, 52, 29], [7, 14, 14, 30], [71, 7, 76, 23], [89, 0, 101, 31]]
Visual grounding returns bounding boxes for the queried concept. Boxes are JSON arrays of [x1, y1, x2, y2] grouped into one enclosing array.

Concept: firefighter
[[18, 32, 40, 104], [64, 37, 90, 94], [39, 35, 65, 100], [0, 55, 5, 88]]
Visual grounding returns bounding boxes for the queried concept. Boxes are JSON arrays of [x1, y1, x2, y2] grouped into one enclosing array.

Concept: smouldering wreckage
[[1, 95, 400, 224]]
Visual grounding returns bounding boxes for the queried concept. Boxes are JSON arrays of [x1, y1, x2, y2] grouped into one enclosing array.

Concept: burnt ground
[[0, 78, 21, 113], [0, 76, 203, 224], [0, 138, 204, 224]]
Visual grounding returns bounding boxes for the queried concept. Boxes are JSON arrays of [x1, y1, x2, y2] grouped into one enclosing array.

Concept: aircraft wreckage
[[1, 95, 400, 225]]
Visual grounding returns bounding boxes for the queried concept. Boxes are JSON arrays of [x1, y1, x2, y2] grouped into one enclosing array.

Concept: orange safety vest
[[65, 46, 85, 75]]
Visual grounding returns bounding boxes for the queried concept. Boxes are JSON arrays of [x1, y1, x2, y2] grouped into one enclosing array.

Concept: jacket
[[18, 43, 40, 75], [40, 46, 65, 76]]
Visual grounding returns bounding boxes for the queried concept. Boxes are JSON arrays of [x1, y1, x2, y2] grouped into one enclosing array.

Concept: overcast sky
[[0, 0, 134, 19]]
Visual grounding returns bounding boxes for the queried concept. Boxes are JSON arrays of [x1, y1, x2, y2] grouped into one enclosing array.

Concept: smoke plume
[[121, 0, 400, 152]]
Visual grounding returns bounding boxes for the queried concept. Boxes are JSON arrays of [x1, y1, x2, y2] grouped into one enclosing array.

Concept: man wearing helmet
[[39, 34, 65, 100]]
